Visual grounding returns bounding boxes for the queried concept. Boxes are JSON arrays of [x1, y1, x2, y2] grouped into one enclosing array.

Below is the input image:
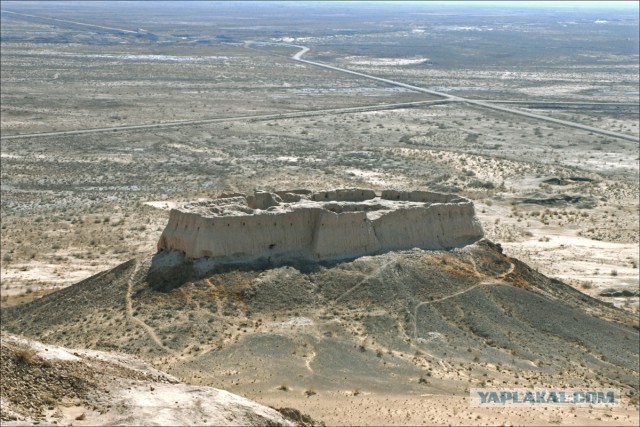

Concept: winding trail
[[412, 258, 515, 340], [304, 349, 316, 373], [334, 258, 396, 303], [497, 259, 516, 279], [327, 252, 517, 342], [125, 261, 175, 354]]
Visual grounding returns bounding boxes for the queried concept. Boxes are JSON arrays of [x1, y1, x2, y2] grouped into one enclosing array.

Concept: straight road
[[1, 9, 140, 34], [0, 100, 451, 140], [2, 31, 636, 142], [478, 100, 639, 106], [284, 43, 638, 142]]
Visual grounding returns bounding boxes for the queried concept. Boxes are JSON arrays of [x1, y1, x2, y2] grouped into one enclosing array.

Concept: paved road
[[0, 100, 451, 140], [283, 43, 638, 142], [3, 35, 636, 142], [477, 100, 639, 106]]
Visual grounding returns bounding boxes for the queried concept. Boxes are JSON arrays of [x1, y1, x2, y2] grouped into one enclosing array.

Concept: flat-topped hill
[[157, 188, 484, 263], [3, 240, 638, 425]]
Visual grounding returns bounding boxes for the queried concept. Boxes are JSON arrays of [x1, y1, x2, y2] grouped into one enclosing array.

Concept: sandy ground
[[256, 392, 639, 426], [474, 194, 639, 312]]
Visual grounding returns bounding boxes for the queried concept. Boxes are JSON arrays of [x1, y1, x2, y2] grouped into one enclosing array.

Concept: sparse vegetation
[[1, 2, 638, 425], [14, 347, 38, 365]]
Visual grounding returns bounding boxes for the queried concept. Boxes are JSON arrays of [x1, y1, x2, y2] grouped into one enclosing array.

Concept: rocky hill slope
[[0, 332, 313, 426], [3, 239, 638, 424]]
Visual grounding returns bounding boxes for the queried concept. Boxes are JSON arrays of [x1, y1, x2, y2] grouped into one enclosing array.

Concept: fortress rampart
[[157, 189, 484, 263]]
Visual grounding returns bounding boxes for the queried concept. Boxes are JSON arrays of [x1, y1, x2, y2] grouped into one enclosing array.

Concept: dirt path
[[496, 260, 516, 280], [125, 261, 175, 354], [304, 349, 316, 373], [412, 259, 516, 340], [334, 258, 397, 303]]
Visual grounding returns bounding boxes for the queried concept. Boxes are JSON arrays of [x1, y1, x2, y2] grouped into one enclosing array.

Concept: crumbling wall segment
[[157, 189, 484, 263], [311, 210, 380, 259], [311, 188, 376, 202]]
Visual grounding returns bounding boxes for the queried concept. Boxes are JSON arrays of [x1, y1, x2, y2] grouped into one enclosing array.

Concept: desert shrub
[[468, 179, 495, 190], [14, 347, 39, 365]]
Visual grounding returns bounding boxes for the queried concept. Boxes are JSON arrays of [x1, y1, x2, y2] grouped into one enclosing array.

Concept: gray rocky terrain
[[0, 332, 316, 426], [3, 238, 638, 424]]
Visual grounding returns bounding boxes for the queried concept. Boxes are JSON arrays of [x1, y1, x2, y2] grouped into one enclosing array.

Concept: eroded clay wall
[[158, 208, 319, 260], [311, 189, 376, 202], [371, 202, 481, 251], [312, 210, 380, 259], [381, 190, 461, 204], [157, 190, 484, 263]]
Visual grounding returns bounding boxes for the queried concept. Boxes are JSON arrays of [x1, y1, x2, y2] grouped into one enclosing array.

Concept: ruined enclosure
[[157, 189, 484, 262]]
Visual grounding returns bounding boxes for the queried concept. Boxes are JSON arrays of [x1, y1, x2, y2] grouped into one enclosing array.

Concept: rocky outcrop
[[0, 332, 294, 426], [157, 189, 484, 263]]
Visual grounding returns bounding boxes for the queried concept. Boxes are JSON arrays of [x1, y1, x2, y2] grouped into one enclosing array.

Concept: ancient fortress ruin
[[157, 189, 484, 263]]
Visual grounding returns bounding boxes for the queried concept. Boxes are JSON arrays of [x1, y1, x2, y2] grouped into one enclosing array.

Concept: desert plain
[[1, 2, 639, 426]]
